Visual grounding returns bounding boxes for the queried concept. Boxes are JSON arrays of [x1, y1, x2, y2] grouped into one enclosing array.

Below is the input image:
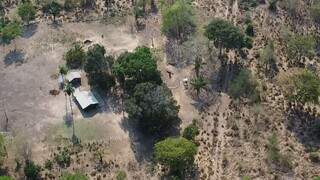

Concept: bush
[[44, 159, 53, 170], [228, 69, 260, 102], [24, 160, 41, 180], [182, 121, 199, 141], [115, 170, 127, 180], [245, 23, 254, 37], [268, 0, 277, 11], [239, 0, 259, 10], [61, 172, 88, 180], [311, 2, 320, 24], [54, 148, 71, 168], [65, 43, 86, 69]]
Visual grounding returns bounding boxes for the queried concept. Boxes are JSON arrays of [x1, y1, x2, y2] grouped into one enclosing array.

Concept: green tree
[[154, 137, 197, 176], [18, 2, 36, 25], [65, 43, 86, 69], [44, 1, 62, 22], [161, 0, 195, 40], [190, 76, 207, 99], [286, 34, 315, 67], [125, 82, 180, 135], [112, 46, 162, 91], [1, 20, 22, 45], [85, 44, 115, 90], [228, 69, 260, 102], [205, 18, 250, 57], [24, 160, 41, 180], [61, 172, 88, 180]]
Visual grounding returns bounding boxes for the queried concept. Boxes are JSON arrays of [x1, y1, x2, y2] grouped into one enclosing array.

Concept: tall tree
[[161, 0, 195, 41], [64, 82, 76, 141], [18, 2, 36, 25], [204, 18, 250, 57], [125, 82, 180, 136]]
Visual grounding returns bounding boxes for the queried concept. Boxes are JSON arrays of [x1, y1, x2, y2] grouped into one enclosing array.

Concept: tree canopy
[[161, 0, 195, 40], [85, 44, 115, 90], [18, 2, 36, 24], [154, 137, 197, 174], [65, 43, 86, 68], [205, 18, 250, 56], [125, 82, 180, 135], [112, 46, 162, 91]]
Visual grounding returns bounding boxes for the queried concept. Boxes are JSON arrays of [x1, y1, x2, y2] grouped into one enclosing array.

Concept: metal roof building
[[74, 89, 99, 110], [66, 71, 81, 83]]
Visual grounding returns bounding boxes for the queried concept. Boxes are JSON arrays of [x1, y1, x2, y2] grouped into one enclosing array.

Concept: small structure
[[74, 89, 99, 110], [66, 71, 81, 86]]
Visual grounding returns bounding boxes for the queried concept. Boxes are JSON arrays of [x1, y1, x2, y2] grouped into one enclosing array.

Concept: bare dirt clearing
[[0, 21, 153, 178]]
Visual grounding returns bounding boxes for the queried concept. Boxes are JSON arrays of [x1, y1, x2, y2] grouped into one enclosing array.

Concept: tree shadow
[[22, 24, 38, 38], [119, 116, 181, 164], [286, 106, 320, 149], [119, 117, 156, 163], [4, 49, 26, 66]]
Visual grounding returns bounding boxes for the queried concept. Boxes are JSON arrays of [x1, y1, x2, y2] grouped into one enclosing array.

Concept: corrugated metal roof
[[66, 71, 81, 82], [74, 89, 99, 109]]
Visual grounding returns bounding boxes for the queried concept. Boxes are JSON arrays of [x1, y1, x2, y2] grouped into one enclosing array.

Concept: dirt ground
[[0, 16, 201, 178]]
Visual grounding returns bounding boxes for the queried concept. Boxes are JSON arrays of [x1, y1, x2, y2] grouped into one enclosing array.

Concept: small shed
[[66, 71, 81, 86], [74, 89, 99, 110]]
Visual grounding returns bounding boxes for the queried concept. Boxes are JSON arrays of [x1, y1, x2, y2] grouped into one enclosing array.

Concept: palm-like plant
[[190, 76, 207, 99], [63, 82, 76, 141]]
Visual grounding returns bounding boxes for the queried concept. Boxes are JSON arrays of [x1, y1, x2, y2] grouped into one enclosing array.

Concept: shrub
[[54, 148, 71, 168], [115, 170, 127, 180], [268, 0, 278, 11], [228, 69, 260, 102], [182, 121, 199, 141], [311, 2, 320, 24], [24, 160, 41, 180], [239, 0, 259, 10], [44, 159, 53, 170], [245, 23, 254, 37], [61, 172, 88, 180]]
